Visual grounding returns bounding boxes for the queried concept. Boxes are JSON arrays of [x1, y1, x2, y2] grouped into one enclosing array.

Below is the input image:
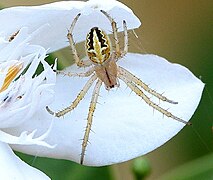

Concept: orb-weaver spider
[[46, 10, 190, 164]]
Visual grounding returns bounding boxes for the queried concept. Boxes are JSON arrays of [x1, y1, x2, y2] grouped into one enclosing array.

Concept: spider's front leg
[[118, 72, 191, 125], [67, 13, 92, 67], [46, 74, 97, 117], [81, 79, 102, 164], [119, 66, 178, 104]]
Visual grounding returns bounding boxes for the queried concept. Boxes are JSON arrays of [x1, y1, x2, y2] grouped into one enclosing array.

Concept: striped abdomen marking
[[86, 27, 111, 65]]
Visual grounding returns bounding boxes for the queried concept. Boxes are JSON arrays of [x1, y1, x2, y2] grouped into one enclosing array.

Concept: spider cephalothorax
[[46, 10, 190, 164]]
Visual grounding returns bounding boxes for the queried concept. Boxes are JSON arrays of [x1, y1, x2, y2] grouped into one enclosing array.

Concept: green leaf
[[159, 153, 213, 180], [15, 151, 114, 180]]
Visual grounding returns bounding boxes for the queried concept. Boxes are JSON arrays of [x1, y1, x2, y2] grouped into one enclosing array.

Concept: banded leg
[[81, 79, 102, 164], [100, 10, 121, 57], [119, 66, 178, 104], [67, 13, 92, 67], [56, 67, 95, 77], [118, 74, 191, 125], [46, 74, 97, 117]]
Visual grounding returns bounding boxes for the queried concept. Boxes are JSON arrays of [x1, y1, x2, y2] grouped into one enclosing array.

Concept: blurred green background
[[1, 0, 213, 179]]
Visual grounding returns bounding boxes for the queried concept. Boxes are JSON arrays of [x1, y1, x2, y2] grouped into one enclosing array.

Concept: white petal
[[0, 0, 140, 52], [0, 48, 54, 128], [0, 143, 50, 180], [0, 27, 42, 63], [0, 124, 55, 148], [8, 53, 204, 166], [0, 24, 57, 158]]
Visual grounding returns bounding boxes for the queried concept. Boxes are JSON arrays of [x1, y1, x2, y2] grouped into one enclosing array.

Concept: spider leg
[[118, 66, 178, 104], [122, 20, 128, 57], [118, 74, 191, 125], [67, 13, 92, 67], [81, 79, 102, 164], [46, 74, 97, 117], [56, 67, 95, 77], [100, 10, 121, 58]]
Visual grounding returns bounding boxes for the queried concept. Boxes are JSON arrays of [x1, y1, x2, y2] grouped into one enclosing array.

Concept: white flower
[[0, 0, 140, 53], [0, 27, 56, 179], [0, 0, 204, 178]]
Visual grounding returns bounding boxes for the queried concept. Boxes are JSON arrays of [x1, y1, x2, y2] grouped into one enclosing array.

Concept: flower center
[[0, 62, 23, 93]]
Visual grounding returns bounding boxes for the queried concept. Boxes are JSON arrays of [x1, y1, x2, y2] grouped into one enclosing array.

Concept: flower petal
[[0, 0, 140, 52], [0, 47, 54, 128], [8, 53, 204, 166], [0, 123, 55, 148], [0, 142, 50, 179]]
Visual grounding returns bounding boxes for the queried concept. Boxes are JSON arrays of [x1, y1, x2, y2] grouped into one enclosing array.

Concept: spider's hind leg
[[122, 20, 128, 57], [67, 13, 92, 67], [100, 10, 121, 58], [100, 10, 128, 60]]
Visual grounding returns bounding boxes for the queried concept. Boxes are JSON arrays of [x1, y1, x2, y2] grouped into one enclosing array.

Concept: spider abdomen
[[86, 27, 111, 65]]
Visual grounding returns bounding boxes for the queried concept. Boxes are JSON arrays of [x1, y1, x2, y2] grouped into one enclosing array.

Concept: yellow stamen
[[0, 63, 23, 93]]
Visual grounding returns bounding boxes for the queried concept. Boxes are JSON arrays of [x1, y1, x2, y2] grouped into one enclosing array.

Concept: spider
[[46, 10, 191, 164]]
